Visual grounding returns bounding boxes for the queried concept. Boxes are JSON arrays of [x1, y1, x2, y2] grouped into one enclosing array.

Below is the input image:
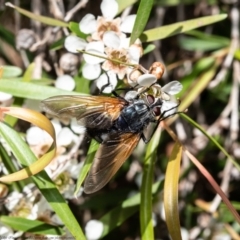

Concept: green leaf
[[49, 37, 65, 51], [234, 49, 240, 60], [130, 0, 154, 45], [140, 126, 162, 240], [143, 44, 156, 55], [0, 216, 64, 235], [5, 2, 68, 27], [140, 14, 227, 42], [0, 143, 25, 191], [0, 25, 15, 47], [155, 0, 202, 6], [0, 79, 82, 100], [68, 22, 88, 39], [1, 66, 22, 78], [186, 29, 230, 43], [179, 31, 230, 51], [164, 143, 182, 240], [0, 122, 86, 240], [75, 75, 91, 94], [116, 0, 138, 14], [74, 140, 99, 196], [179, 36, 229, 51], [23, 63, 35, 82]]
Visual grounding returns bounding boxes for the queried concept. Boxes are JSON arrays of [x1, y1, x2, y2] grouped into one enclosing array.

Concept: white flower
[[55, 75, 75, 91], [64, 35, 87, 53], [134, 74, 182, 118], [0, 92, 13, 106], [96, 70, 117, 93], [160, 81, 182, 118], [64, 0, 140, 93], [65, 0, 136, 54], [85, 220, 104, 240], [82, 37, 142, 92], [0, 222, 14, 237], [79, 0, 136, 42], [5, 191, 23, 211]]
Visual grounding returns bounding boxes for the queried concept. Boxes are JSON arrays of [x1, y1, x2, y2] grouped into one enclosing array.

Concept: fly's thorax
[[114, 99, 154, 133]]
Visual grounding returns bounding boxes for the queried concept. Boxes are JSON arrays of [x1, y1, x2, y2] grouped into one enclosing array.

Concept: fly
[[41, 89, 179, 194]]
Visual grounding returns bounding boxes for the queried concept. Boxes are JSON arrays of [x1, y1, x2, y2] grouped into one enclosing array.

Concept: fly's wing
[[41, 95, 126, 129], [84, 132, 141, 194]]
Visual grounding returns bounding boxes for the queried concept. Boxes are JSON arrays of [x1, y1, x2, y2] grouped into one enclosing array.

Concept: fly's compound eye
[[153, 106, 161, 116], [146, 94, 155, 105], [150, 97, 162, 116]]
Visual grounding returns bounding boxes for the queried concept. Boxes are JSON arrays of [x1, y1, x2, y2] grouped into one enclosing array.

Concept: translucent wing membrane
[[41, 95, 126, 128], [84, 132, 141, 194]]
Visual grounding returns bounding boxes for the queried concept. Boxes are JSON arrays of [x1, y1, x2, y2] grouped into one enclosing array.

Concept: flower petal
[[96, 71, 117, 93], [137, 73, 157, 87], [103, 31, 120, 48], [161, 100, 178, 118], [128, 46, 141, 64], [125, 90, 139, 101], [83, 41, 106, 64], [0, 92, 12, 102], [70, 119, 86, 134], [79, 14, 97, 34], [26, 126, 45, 145], [101, 0, 118, 19], [55, 75, 75, 91], [82, 63, 101, 80], [64, 35, 87, 53], [85, 220, 104, 240], [57, 127, 74, 147], [162, 81, 183, 95], [120, 15, 136, 33]]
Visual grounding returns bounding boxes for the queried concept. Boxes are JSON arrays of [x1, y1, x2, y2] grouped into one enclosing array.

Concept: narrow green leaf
[[0, 216, 64, 235], [179, 36, 229, 51], [5, 2, 68, 27], [234, 49, 240, 60], [143, 44, 156, 55], [186, 30, 230, 43], [1, 66, 22, 78], [0, 143, 25, 191], [0, 79, 81, 100], [0, 122, 86, 240], [68, 22, 88, 39], [0, 25, 15, 47], [49, 37, 65, 51], [74, 140, 99, 196], [130, 0, 154, 45], [116, 0, 138, 14], [140, 126, 162, 240], [23, 63, 35, 82], [140, 14, 227, 42], [156, 0, 204, 6], [164, 142, 182, 240], [75, 76, 91, 94]]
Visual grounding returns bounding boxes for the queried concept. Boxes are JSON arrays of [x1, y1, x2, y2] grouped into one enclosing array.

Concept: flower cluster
[[64, 0, 142, 93]]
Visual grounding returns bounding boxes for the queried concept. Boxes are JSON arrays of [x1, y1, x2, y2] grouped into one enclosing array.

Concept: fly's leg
[[159, 100, 181, 121], [141, 132, 150, 144], [141, 119, 159, 144]]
